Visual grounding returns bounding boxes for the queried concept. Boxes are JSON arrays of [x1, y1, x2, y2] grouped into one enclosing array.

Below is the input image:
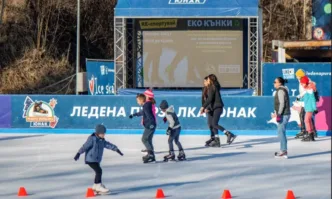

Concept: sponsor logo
[[88, 75, 115, 95], [139, 19, 178, 30], [169, 0, 206, 4], [282, 68, 295, 79], [100, 65, 114, 76], [23, 96, 59, 128], [313, 27, 324, 40]]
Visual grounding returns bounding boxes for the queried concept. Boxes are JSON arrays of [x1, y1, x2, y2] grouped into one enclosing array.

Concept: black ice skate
[[274, 151, 288, 159], [295, 131, 307, 139], [143, 151, 156, 163], [209, 137, 221, 147], [225, 131, 237, 145], [177, 150, 186, 161], [163, 151, 176, 162], [301, 133, 315, 142], [205, 137, 215, 147]]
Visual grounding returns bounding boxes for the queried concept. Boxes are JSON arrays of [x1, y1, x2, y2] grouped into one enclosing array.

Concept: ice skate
[[143, 151, 156, 163], [225, 131, 237, 145], [301, 133, 315, 142], [209, 137, 221, 147], [94, 183, 110, 195], [177, 150, 186, 161], [314, 131, 318, 138], [274, 151, 288, 159], [92, 183, 97, 191], [163, 151, 176, 162], [205, 137, 214, 147], [295, 131, 307, 139]]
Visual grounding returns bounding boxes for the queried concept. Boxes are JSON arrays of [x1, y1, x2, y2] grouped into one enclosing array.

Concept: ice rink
[[0, 133, 331, 199]]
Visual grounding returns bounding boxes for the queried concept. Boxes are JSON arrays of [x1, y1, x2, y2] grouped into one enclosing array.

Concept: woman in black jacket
[[202, 76, 214, 146], [200, 74, 237, 147]]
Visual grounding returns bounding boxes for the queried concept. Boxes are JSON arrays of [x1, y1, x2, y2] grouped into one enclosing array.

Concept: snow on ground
[[0, 134, 331, 199]]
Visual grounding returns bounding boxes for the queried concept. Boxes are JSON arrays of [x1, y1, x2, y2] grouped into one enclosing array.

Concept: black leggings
[[207, 108, 226, 137], [88, 162, 102, 184]]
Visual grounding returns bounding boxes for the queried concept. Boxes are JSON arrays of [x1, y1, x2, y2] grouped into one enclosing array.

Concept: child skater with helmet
[[159, 100, 186, 161], [74, 124, 123, 194]]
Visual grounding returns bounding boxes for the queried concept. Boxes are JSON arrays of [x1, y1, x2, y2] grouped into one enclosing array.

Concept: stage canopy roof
[[115, 0, 259, 18]]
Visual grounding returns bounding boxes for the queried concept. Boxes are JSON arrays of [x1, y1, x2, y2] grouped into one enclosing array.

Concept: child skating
[[159, 100, 186, 162], [140, 88, 157, 153], [74, 124, 123, 194], [129, 93, 157, 163], [297, 76, 318, 142]]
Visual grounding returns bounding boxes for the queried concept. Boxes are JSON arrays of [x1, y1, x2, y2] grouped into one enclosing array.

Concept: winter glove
[[116, 149, 124, 156], [129, 114, 133, 119], [276, 115, 282, 123], [166, 127, 172, 135], [74, 153, 80, 161], [163, 117, 167, 123], [314, 110, 318, 114]]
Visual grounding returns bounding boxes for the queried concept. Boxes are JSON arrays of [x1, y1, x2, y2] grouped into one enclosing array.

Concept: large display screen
[[143, 30, 243, 87]]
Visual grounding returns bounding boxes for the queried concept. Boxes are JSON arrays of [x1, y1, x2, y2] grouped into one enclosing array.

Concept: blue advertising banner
[[0, 96, 11, 128], [10, 95, 302, 131], [86, 59, 115, 95], [262, 63, 331, 97], [115, 0, 259, 17], [312, 0, 331, 40]]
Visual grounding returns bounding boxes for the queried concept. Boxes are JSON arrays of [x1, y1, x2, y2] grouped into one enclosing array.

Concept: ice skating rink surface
[[0, 133, 331, 199]]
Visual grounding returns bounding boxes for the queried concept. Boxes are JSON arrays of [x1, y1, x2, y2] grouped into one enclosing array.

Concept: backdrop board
[[262, 63, 331, 97], [312, 0, 331, 40], [86, 59, 115, 95]]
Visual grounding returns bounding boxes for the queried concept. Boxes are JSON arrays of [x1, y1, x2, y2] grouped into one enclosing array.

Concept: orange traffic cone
[[86, 188, 95, 198], [285, 190, 296, 199], [155, 188, 165, 198], [222, 189, 232, 199], [18, 187, 28, 197]]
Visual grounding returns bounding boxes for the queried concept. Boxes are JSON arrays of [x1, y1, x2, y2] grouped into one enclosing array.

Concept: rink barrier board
[[0, 95, 331, 135], [0, 129, 330, 136]]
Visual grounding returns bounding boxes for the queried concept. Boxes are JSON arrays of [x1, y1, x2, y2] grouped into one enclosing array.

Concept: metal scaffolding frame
[[248, 17, 259, 92], [114, 18, 126, 91], [114, 17, 260, 93]]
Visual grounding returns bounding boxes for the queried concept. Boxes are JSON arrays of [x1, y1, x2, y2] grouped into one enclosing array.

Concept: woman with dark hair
[[200, 74, 237, 147], [202, 76, 214, 146], [272, 77, 290, 158]]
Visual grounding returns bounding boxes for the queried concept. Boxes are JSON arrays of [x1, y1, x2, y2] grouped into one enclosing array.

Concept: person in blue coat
[[74, 124, 123, 194]]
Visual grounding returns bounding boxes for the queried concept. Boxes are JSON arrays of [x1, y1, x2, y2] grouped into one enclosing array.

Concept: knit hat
[[144, 89, 154, 98], [300, 76, 310, 85], [95, 124, 106, 134], [159, 100, 169, 109], [296, 69, 306, 78]]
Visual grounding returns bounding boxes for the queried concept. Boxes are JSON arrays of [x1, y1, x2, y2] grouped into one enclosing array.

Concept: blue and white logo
[[282, 68, 295, 79], [100, 65, 106, 75], [169, 0, 206, 4]]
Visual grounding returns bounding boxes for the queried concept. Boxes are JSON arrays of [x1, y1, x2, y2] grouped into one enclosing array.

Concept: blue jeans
[[277, 115, 290, 152]]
